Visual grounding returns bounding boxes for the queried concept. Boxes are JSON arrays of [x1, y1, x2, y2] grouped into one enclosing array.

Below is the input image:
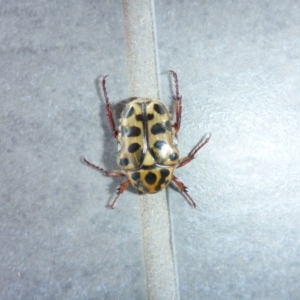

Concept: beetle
[[83, 71, 210, 208]]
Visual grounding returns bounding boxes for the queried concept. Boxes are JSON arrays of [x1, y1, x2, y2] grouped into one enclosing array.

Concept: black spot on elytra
[[154, 104, 165, 114], [169, 153, 178, 161], [128, 143, 141, 153], [155, 169, 170, 191], [147, 113, 154, 120], [119, 158, 129, 166], [135, 114, 143, 122], [154, 140, 167, 149], [121, 125, 141, 137], [151, 123, 166, 135], [124, 107, 134, 118], [145, 172, 157, 185], [127, 126, 141, 137], [165, 120, 172, 131], [131, 172, 140, 180]]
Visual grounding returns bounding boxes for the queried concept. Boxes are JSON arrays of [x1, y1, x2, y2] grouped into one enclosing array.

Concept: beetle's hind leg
[[172, 175, 197, 208], [177, 133, 211, 168], [109, 179, 130, 209]]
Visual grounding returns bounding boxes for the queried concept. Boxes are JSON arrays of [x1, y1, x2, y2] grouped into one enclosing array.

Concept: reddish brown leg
[[82, 156, 125, 177], [82, 156, 129, 208], [177, 133, 211, 168], [172, 175, 196, 208], [110, 179, 130, 209], [169, 70, 182, 133], [102, 76, 118, 138]]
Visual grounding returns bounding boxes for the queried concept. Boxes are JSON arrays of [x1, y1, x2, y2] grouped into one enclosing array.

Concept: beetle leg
[[177, 133, 211, 168], [110, 179, 130, 208], [169, 70, 182, 133], [172, 175, 196, 208], [82, 156, 128, 208], [82, 156, 125, 177], [101, 75, 119, 138]]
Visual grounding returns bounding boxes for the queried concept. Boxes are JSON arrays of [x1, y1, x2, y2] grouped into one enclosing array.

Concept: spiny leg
[[82, 156, 125, 177], [168, 70, 182, 133], [82, 157, 128, 208], [177, 133, 211, 168], [101, 75, 118, 138], [172, 175, 197, 208], [110, 179, 130, 209]]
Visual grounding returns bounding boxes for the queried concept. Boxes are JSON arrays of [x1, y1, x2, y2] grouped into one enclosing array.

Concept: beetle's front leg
[[169, 70, 182, 133], [177, 133, 211, 168], [101, 76, 119, 139]]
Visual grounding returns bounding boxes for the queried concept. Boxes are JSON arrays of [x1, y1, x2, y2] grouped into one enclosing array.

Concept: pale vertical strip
[[122, 0, 178, 299]]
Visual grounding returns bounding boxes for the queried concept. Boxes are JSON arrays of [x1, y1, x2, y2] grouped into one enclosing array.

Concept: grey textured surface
[[123, 0, 178, 299], [156, 1, 300, 299], [1, 0, 300, 299], [1, 1, 146, 299]]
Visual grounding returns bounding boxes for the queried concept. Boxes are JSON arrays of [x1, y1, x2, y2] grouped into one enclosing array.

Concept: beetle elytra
[[83, 71, 210, 208]]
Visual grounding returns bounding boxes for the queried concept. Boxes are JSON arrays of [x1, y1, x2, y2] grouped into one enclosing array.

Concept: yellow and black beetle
[[83, 71, 210, 208]]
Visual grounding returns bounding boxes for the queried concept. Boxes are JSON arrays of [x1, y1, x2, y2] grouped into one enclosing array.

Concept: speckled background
[[1, 0, 300, 299]]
